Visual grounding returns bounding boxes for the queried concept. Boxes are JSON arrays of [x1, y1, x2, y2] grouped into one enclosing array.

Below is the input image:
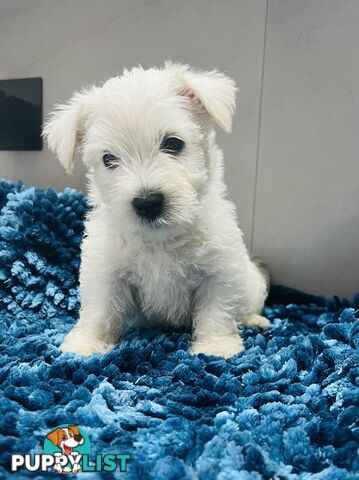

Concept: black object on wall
[[0, 77, 43, 151]]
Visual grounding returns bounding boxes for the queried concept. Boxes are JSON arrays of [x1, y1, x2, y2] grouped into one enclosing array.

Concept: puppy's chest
[[120, 246, 204, 322]]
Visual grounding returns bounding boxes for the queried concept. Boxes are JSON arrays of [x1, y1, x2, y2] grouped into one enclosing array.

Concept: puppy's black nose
[[132, 192, 164, 220], [74, 435, 82, 442]]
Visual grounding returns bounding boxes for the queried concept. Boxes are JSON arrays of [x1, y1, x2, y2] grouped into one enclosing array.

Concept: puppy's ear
[[167, 63, 237, 133], [46, 429, 60, 446], [69, 425, 80, 436], [43, 87, 97, 175]]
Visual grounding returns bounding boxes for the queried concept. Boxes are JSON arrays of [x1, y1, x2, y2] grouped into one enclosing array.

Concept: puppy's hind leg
[[241, 257, 270, 330], [241, 313, 270, 329]]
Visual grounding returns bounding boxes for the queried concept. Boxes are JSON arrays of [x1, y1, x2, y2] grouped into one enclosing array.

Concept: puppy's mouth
[[138, 210, 173, 229], [64, 445, 72, 455]]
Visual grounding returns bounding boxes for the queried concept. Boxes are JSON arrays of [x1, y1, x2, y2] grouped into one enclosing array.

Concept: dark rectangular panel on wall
[[0, 77, 43, 150]]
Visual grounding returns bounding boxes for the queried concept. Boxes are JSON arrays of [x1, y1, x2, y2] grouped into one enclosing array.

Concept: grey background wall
[[0, 0, 358, 297]]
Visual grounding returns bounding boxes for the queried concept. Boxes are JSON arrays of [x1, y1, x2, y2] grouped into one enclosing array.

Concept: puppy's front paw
[[242, 313, 270, 329], [60, 328, 115, 356], [191, 335, 244, 359]]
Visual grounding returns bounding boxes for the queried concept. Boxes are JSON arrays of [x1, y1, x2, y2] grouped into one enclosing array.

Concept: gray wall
[[0, 0, 358, 297]]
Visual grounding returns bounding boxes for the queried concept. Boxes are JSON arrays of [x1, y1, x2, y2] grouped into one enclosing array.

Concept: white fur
[[43, 63, 269, 359]]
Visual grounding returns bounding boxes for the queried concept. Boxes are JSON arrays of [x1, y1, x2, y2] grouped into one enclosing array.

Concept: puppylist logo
[[11, 424, 131, 474]]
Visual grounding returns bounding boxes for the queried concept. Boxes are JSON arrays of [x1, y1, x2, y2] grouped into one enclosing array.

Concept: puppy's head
[[46, 426, 84, 454], [44, 63, 237, 239]]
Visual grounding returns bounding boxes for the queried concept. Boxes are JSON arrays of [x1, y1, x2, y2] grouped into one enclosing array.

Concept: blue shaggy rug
[[0, 179, 358, 479]]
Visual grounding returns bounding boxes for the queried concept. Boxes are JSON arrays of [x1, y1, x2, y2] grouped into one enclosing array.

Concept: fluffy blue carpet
[[0, 179, 358, 479]]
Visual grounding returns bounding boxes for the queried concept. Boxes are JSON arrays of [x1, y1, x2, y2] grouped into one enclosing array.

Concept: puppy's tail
[[251, 255, 271, 291]]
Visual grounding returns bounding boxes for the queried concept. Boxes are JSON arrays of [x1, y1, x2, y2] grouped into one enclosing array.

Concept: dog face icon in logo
[[45, 425, 86, 474]]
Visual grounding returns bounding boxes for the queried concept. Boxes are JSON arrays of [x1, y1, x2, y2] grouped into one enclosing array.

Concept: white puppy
[[44, 63, 269, 359]]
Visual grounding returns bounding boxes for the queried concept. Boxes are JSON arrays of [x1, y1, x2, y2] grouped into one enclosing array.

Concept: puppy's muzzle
[[132, 192, 164, 220]]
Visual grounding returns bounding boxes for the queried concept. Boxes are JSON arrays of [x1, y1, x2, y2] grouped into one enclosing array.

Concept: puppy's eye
[[102, 153, 119, 169], [160, 137, 185, 154]]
